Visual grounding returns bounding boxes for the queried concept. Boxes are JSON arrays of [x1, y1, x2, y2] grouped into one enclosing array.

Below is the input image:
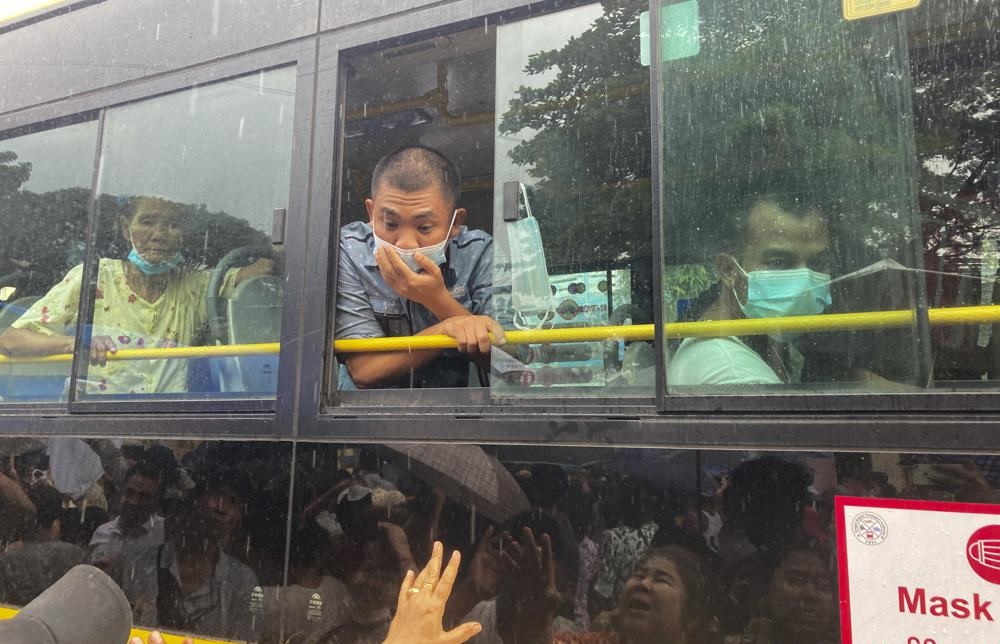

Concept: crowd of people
[[1, 438, 996, 643]]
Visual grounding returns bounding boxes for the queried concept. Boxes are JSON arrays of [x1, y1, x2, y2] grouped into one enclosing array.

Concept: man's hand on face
[[437, 316, 505, 354], [375, 245, 449, 309]]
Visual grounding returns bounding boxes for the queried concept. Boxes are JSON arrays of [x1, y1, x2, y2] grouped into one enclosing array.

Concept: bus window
[[492, 2, 653, 398], [658, 0, 1000, 395], [0, 119, 97, 402], [281, 441, 1000, 644], [908, 1, 1000, 387], [331, 1, 655, 397], [0, 436, 292, 643], [75, 66, 293, 400]]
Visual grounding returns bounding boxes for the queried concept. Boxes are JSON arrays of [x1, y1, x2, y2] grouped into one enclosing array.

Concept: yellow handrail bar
[[334, 304, 1000, 352], [0, 342, 280, 365], [2, 303, 999, 363], [0, 606, 231, 644]]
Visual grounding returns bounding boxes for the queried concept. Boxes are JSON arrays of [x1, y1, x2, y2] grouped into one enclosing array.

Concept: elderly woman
[[0, 195, 270, 394], [496, 528, 722, 644]]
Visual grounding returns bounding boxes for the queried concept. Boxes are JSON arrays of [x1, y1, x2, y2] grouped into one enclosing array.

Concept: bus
[[0, 0, 998, 642]]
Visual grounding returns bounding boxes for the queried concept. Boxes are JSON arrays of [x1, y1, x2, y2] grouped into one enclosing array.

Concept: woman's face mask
[[732, 259, 832, 339], [372, 209, 458, 273], [126, 226, 184, 276], [124, 206, 185, 276]]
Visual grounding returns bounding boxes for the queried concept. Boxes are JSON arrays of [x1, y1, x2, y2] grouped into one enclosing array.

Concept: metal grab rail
[[0, 342, 280, 364], [335, 303, 1000, 352], [3, 304, 1000, 364], [0, 606, 231, 644]]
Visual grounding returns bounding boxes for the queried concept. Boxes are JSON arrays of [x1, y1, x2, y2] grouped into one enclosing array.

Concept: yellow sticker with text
[[843, 0, 921, 21]]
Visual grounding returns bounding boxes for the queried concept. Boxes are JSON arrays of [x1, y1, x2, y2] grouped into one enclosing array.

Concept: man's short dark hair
[[370, 146, 461, 209], [723, 191, 832, 260], [27, 482, 63, 533], [124, 461, 162, 487]]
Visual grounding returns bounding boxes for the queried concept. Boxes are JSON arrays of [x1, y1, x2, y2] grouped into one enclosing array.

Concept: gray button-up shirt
[[114, 542, 260, 642], [335, 221, 493, 388]]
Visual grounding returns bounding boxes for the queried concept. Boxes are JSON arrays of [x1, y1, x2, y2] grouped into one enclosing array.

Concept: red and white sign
[[837, 496, 1000, 644]]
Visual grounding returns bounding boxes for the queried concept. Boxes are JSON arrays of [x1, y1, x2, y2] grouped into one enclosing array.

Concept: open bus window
[[0, 120, 98, 402], [59, 66, 293, 400], [659, 0, 1000, 394], [332, 1, 655, 397]]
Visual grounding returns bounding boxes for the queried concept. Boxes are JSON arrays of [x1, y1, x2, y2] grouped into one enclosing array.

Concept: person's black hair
[[370, 146, 461, 209], [14, 449, 48, 482], [336, 487, 376, 543], [60, 505, 110, 548], [142, 444, 178, 476], [357, 447, 380, 473], [27, 482, 63, 533], [615, 475, 659, 531], [161, 463, 254, 518], [197, 466, 254, 507], [834, 452, 872, 482], [757, 538, 833, 580], [721, 456, 812, 553], [564, 476, 595, 538], [529, 464, 569, 510], [721, 191, 832, 263], [124, 460, 163, 487]]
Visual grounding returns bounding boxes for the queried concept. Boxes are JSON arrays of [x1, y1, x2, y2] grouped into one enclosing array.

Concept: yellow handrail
[[2, 304, 999, 363], [0, 342, 280, 365], [0, 606, 231, 644], [334, 304, 1000, 352]]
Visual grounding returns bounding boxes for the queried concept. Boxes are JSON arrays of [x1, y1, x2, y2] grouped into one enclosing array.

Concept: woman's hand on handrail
[[383, 541, 482, 644]]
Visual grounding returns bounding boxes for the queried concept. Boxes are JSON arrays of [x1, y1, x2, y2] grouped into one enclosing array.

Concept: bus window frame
[[0, 39, 315, 425], [313, 0, 1000, 426]]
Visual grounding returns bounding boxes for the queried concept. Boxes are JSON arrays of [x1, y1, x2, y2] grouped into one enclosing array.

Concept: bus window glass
[[908, 1, 1000, 387], [659, 0, 1000, 395], [1, 437, 996, 642], [0, 437, 292, 643], [492, 2, 653, 398], [0, 120, 97, 402], [78, 67, 293, 400], [331, 2, 654, 398], [281, 442, 1000, 644]]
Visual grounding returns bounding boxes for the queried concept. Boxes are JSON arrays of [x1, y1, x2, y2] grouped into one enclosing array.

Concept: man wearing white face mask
[[668, 196, 832, 387], [335, 146, 504, 389]]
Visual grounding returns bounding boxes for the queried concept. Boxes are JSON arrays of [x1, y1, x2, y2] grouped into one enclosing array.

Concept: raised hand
[[497, 528, 560, 644], [384, 541, 483, 644], [375, 245, 448, 308]]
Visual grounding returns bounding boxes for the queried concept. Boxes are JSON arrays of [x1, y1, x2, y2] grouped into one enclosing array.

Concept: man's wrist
[[424, 289, 464, 320]]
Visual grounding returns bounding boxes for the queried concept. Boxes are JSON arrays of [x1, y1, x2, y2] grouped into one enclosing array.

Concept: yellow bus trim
[[0, 606, 233, 644]]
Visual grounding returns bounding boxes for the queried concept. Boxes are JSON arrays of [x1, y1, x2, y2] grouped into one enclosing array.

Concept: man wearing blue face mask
[[667, 196, 832, 387], [335, 146, 503, 389]]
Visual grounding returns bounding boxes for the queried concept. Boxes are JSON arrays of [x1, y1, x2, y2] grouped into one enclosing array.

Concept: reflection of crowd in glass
[[1, 440, 999, 643]]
